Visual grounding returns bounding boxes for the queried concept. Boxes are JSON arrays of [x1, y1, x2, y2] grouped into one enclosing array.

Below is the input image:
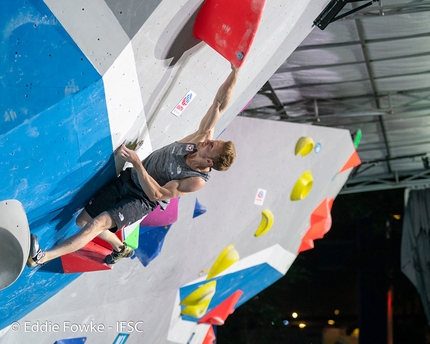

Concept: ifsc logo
[[182, 93, 193, 106], [172, 91, 196, 117], [254, 188, 267, 206]]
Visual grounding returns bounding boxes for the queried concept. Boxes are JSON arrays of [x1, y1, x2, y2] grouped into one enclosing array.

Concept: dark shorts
[[85, 168, 157, 232]]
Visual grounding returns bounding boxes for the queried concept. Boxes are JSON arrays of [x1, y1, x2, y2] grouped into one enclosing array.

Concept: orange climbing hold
[[339, 150, 361, 173], [298, 197, 334, 253], [202, 325, 216, 344]]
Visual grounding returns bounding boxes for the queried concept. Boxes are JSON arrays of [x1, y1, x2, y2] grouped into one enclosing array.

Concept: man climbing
[[27, 64, 240, 267]]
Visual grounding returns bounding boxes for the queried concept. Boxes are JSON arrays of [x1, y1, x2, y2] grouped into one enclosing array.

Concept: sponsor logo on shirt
[[119, 212, 124, 221], [186, 144, 194, 152]]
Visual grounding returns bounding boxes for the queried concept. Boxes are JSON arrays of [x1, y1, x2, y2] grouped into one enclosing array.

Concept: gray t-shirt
[[130, 142, 210, 205]]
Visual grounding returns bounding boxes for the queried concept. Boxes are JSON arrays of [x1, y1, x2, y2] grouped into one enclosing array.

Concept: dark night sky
[[218, 188, 430, 344]]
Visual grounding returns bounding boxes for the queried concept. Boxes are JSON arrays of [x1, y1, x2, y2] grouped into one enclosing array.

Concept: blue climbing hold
[[193, 198, 207, 218]]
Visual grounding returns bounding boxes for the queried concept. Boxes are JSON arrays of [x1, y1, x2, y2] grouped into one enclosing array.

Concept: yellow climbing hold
[[290, 170, 313, 201], [254, 209, 274, 237], [206, 245, 239, 280], [181, 299, 212, 318], [181, 281, 217, 306], [295, 137, 315, 156]]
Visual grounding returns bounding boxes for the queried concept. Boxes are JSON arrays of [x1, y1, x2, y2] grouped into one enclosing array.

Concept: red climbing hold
[[193, 0, 266, 67]]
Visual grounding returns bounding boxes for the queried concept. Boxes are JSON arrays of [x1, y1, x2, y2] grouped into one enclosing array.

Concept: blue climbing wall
[[0, 0, 115, 329]]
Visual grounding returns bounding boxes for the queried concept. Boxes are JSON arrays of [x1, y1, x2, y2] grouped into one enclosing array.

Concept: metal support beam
[[341, 169, 430, 194], [265, 81, 289, 119], [294, 31, 430, 52], [354, 9, 393, 173], [343, 0, 430, 20]]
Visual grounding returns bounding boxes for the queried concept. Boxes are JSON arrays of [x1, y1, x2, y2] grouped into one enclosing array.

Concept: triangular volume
[[60, 242, 112, 273], [141, 198, 179, 227], [339, 150, 361, 173], [298, 198, 334, 253], [310, 197, 330, 222], [124, 224, 140, 249], [298, 238, 314, 253], [198, 290, 243, 325], [308, 198, 332, 238], [134, 225, 171, 267], [193, 198, 207, 218], [302, 221, 329, 246], [92, 230, 123, 250], [202, 325, 216, 344]]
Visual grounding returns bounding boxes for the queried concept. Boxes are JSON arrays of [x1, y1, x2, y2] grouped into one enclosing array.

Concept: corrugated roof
[[241, 0, 430, 193]]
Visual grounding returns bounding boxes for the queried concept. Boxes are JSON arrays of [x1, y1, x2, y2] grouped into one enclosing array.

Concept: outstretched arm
[[179, 63, 240, 143], [117, 145, 205, 201]]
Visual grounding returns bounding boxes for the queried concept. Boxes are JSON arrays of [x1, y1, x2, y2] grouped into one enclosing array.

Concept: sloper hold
[[254, 209, 274, 237], [193, 0, 266, 67], [193, 198, 207, 218], [181, 299, 212, 319], [339, 150, 361, 173], [181, 281, 217, 306], [198, 290, 244, 325], [206, 245, 239, 280], [60, 242, 112, 273]]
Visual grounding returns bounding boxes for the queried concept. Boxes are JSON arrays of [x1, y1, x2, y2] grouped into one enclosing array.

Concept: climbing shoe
[[104, 243, 134, 265], [26, 234, 46, 267]]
